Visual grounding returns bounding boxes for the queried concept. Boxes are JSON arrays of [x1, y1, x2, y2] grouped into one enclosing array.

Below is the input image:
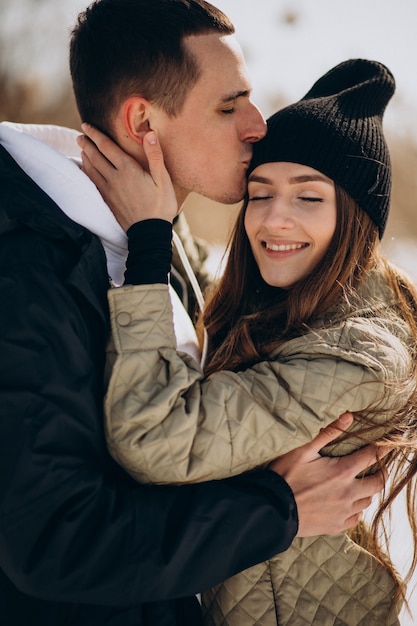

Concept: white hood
[[0, 122, 128, 285], [0, 122, 200, 361]]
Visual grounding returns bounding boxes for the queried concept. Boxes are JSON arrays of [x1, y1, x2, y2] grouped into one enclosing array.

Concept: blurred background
[[1, 0, 417, 622], [1, 0, 417, 273]]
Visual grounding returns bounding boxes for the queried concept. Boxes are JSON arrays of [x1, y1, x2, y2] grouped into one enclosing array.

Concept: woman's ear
[[122, 97, 152, 144]]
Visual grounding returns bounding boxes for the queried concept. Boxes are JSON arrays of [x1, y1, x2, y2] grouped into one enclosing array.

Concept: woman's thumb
[[143, 131, 164, 167]]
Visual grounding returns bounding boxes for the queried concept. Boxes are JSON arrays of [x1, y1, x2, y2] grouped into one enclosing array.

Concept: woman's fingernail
[[146, 131, 157, 145], [338, 412, 353, 427]]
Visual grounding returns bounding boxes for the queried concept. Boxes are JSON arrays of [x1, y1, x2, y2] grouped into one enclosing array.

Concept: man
[[0, 1, 385, 624]]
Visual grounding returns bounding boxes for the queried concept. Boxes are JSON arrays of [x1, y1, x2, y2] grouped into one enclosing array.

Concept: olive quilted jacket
[[105, 264, 413, 625]]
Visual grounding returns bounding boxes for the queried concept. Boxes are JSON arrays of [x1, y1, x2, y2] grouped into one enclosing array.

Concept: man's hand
[[77, 125, 178, 230], [269, 414, 388, 537]]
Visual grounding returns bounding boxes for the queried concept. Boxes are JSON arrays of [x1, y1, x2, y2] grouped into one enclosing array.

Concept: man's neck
[[174, 185, 190, 211]]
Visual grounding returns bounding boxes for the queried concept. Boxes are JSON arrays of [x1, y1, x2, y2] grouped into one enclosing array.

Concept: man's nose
[[243, 104, 267, 143]]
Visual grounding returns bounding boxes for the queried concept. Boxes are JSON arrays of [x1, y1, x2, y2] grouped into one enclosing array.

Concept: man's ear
[[122, 97, 152, 144]]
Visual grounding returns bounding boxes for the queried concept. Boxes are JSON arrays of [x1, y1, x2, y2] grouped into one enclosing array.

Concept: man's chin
[[201, 188, 246, 206]]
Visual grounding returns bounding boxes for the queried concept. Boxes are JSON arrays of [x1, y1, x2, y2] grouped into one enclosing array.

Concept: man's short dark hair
[[70, 0, 234, 134]]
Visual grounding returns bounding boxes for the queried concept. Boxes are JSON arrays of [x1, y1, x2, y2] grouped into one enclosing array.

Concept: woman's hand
[[77, 124, 178, 231]]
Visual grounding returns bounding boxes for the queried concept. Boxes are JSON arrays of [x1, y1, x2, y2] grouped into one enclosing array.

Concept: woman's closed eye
[[248, 195, 272, 202], [299, 196, 324, 203]]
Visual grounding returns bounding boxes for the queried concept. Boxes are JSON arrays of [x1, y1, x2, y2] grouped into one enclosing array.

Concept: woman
[[81, 59, 417, 624]]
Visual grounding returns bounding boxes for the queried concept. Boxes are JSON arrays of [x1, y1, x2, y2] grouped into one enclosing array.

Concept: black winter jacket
[[0, 145, 297, 626]]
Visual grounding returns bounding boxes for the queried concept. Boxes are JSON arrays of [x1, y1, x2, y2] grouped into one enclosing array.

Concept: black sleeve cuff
[[124, 219, 173, 285]]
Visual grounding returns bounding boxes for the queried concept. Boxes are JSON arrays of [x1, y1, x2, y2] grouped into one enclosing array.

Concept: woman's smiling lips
[[262, 241, 309, 254]]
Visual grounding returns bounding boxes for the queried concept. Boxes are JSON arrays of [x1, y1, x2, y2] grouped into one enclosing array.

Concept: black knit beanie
[[249, 59, 395, 237]]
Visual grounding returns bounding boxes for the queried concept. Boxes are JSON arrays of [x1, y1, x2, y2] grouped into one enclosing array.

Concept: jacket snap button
[[116, 312, 131, 326]]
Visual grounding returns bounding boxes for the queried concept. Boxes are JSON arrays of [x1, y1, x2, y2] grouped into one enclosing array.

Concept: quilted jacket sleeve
[[105, 284, 412, 485]]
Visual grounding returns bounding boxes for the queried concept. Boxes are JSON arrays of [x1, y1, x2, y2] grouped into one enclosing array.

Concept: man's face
[[149, 33, 267, 205]]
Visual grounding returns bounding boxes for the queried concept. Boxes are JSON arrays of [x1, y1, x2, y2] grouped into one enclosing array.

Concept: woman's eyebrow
[[248, 174, 333, 185], [289, 174, 333, 185], [247, 174, 273, 185], [248, 173, 333, 185]]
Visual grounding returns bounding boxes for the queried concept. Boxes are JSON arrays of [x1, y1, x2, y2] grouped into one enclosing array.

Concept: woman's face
[[245, 162, 337, 289]]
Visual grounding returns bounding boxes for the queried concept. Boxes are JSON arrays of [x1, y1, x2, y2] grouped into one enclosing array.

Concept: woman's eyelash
[[248, 196, 323, 202], [248, 196, 271, 202], [301, 196, 323, 202]]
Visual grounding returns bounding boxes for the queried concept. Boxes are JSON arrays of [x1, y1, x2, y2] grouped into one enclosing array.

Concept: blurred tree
[[0, 0, 80, 127], [281, 10, 300, 26], [388, 134, 417, 239]]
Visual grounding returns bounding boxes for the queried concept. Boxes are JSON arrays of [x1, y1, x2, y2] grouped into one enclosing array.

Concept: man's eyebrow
[[219, 89, 250, 104]]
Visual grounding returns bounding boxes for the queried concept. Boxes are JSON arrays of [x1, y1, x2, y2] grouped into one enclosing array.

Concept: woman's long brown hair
[[200, 185, 417, 613]]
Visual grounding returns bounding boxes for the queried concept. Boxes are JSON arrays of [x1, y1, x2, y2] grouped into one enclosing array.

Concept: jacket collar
[[0, 122, 128, 286], [0, 144, 110, 325], [0, 143, 86, 242]]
